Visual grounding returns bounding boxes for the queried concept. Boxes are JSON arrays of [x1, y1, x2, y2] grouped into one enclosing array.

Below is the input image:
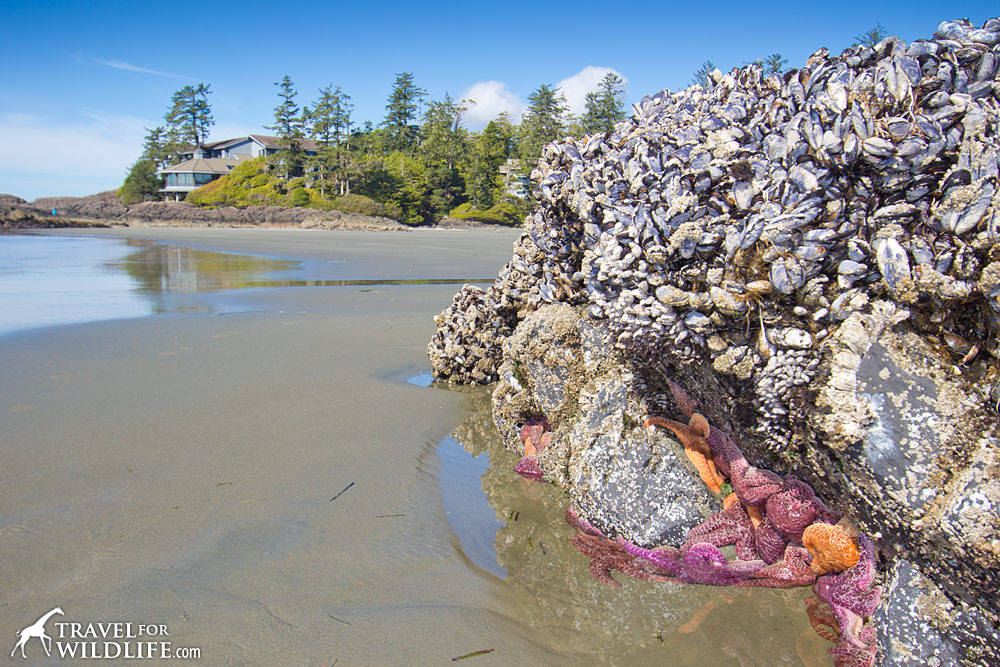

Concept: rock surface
[[429, 16, 1000, 665], [1, 191, 403, 231], [491, 305, 716, 546]]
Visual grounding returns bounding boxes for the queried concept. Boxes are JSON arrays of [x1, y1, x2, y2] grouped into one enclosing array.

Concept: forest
[[119, 72, 627, 225], [118, 24, 885, 225]]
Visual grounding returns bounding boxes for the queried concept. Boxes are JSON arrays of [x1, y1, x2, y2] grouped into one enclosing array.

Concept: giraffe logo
[[10, 607, 63, 658]]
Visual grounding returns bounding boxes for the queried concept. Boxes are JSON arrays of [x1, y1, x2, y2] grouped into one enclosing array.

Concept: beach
[[0, 228, 826, 665]]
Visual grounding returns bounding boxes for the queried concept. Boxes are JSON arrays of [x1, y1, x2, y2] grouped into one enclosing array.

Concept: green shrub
[[332, 194, 396, 219], [447, 200, 523, 226], [186, 178, 227, 206], [118, 159, 162, 205], [289, 187, 310, 207]]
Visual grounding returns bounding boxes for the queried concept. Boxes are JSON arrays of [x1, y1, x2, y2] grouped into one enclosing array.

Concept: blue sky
[[1, 1, 996, 201]]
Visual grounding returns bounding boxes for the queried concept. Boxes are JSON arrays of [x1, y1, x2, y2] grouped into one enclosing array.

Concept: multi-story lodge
[[160, 135, 319, 198]]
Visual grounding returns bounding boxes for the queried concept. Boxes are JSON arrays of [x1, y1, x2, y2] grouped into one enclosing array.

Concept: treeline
[[120, 72, 628, 225]]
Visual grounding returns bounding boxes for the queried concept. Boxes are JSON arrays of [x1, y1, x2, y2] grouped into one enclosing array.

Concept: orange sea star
[[645, 413, 725, 493], [802, 523, 861, 575]]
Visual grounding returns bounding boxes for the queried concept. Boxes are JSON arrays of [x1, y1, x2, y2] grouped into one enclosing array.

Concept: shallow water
[[0, 233, 294, 335], [1, 231, 837, 664], [0, 232, 494, 337], [433, 384, 836, 665]]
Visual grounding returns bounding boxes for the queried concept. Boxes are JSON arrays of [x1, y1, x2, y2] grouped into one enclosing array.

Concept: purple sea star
[[535, 380, 881, 659], [565, 510, 676, 587], [514, 455, 544, 480], [813, 535, 881, 664], [765, 478, 823, 543], [680, 501, 758, 561], [752, 516, 790, 565], [738, 545, 817, 588], [828, 625, 878, 667]]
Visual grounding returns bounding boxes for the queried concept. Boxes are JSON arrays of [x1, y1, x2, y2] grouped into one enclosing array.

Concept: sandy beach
[[1, 228, 826, 665]]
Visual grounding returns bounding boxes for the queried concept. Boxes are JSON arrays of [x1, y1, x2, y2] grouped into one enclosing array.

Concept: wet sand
[[0, 229, 830, 665]]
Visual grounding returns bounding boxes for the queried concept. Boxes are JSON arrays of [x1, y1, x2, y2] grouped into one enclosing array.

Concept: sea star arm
[[645, 415, 725, 493], [682, 502, 758, 561]]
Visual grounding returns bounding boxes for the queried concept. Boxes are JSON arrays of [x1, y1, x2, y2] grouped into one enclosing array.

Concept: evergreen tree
[[382, 72, 426, 152], [519, 84, 568, 165], [164, 83, 213, 147], [268, 75, 305, 142], [140, 125, 182, 168], [118, 159, 162, 204], [762, 53, 789, 75], [854, 23, 888, 48], [267, 75, 306, 177], [690, 61, 717, 88], [420, 94, 469, 215], [466, 116, 515, 209], [310, 84, 354, 145], [581, 72, 627, 135], [309, 85, 355, 196]]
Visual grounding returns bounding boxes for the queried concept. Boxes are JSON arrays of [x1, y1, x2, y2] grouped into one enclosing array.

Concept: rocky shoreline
[[0, 191, 421, 231], [429, 17, 1000, 666]]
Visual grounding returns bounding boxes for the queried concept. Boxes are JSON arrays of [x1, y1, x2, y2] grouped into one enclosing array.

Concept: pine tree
[[854, 23, 888, 48], [140, 125, 180, 168], [268, 75, 305, 143], [420, 94, 469, 215], [690, 61, 717, 88], [267, 75, 306, 178], [519, 84, 568, 165], [382, 72, 426, 152], [164, 83, 213, 147], [581, 72, 627, 135], [762, 53, 789, 75], [118, 159, 163, 204], [466, 116, 514, 208], [309, 85, 355, 195]]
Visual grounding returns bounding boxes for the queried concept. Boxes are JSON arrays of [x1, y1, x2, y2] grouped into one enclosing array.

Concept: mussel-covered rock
[[429, 15, 1000, 653]]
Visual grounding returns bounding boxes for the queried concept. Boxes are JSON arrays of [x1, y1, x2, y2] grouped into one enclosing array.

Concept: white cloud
[[556, 66, 628, 117], [93, 58, 188, 79], [0, 112, 149, 200], [458, 81, 526, 131]]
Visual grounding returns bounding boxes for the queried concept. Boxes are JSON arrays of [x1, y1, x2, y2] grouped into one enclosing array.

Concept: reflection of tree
[[106, 241, 300, 313], [449, 390, 832, 665]]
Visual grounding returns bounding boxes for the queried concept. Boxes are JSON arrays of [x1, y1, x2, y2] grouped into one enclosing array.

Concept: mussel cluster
[[432, 19, 1000, 447]]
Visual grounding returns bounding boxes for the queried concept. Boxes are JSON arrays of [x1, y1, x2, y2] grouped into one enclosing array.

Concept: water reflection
[[108, 240, 301, 312], [442, 387, 834, 666], [0, 233, 496, 337]]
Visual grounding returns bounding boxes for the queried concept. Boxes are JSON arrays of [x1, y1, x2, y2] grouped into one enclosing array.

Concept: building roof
[[248, 134, 320, 152], [161, 156, 248, 175], [180, 134, 321, 154]]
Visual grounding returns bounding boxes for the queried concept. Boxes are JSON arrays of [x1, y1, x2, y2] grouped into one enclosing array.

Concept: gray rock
[[567, 373, 714, 546], [877, 559, 1000, 666], [491, 303, 715, 546]]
